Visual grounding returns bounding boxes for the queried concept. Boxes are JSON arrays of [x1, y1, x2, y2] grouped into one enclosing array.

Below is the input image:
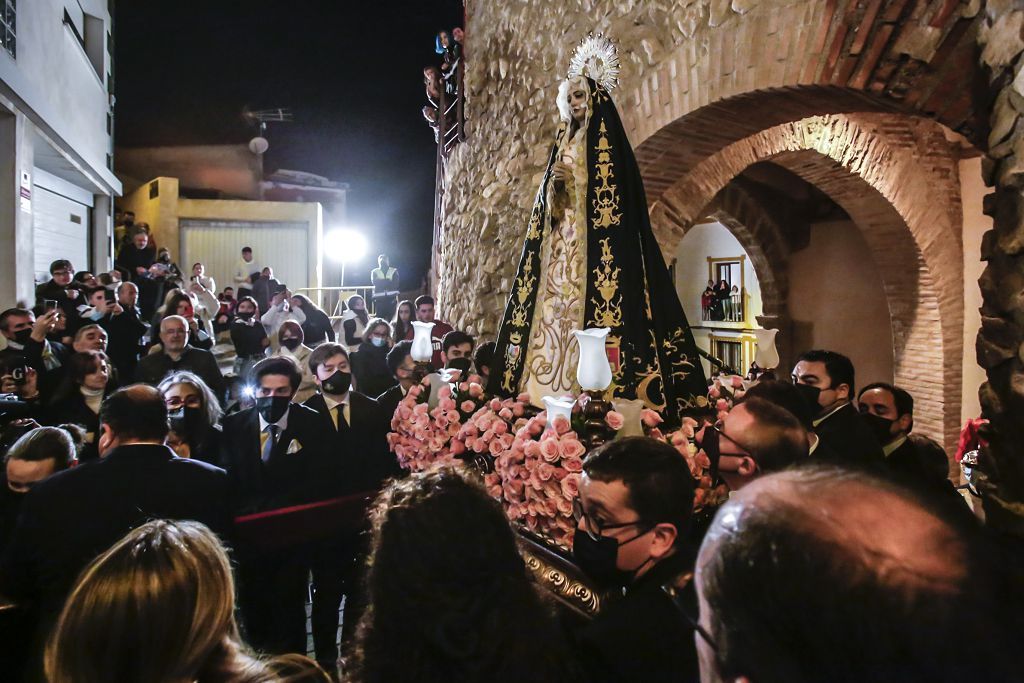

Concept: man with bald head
[[693, 465, 1019, 683], [0, 385, 230, 658], [135, 314, 224, 402]]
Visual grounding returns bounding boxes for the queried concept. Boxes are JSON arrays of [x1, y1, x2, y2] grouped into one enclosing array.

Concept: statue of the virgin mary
[[487, 35, 708, 425]]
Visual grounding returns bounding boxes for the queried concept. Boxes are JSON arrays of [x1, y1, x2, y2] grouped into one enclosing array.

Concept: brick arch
[[646, 113, 963, 448], [621, 0, 983, 159]]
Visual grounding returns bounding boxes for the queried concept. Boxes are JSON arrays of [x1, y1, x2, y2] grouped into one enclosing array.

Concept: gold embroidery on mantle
[[590, 238, 622, 328], [591, 121, 621, 229]]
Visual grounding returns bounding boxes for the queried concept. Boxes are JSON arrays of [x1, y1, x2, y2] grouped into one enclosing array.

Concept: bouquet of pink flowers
[[663, 417, 729, 511], [484, 410, 584, 548], [387, 378, 457, 472]]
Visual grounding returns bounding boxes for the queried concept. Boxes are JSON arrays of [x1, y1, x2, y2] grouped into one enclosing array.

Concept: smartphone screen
[[44, 299, 58, 312]]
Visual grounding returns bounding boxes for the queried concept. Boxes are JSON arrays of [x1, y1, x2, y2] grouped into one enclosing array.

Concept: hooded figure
[[487, 75, 707, 426]]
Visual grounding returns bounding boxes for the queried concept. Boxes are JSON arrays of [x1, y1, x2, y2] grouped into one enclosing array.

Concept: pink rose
[[473, 438, 488, 454], [715, 398, 729, 412], [469, 383, 483, 398], [489, 438, 506, 456], [556, 496, 573, 516], [500, 433, 515, 450], [503, 479, 525, 499], [641, 409, 664, 427], [730, 375, 744, 389], [680, 423, 695, 439], [537, 462, 555, 481], [460, 400, 476, 413], [512, 403, 525, 417], [484, 472, 500, 487], [605, 411, 624, 430], [561, 472, 581, 499], [708, 386, 720, 399], [528, 420, 543, 437], [446, 410, 460, 423], [489, 398, 502, 411], [498, 407, 513, 420], [539, 438, 561, 463], [438, 397, 456, 412], [517, 392, 531, 404], [671, 431, 688, 447], [450, 439, 466, 456], [552, 415, 571, 435], [458, 382, 469, 393], [561, 438, 586, 459], [524, 440, 542, 458], [562, 455, 583, 473], [409, 384, 423, 397], [493, 420, 509, 435], [437, 385, 453, 400], [434, 414, 449, 429]]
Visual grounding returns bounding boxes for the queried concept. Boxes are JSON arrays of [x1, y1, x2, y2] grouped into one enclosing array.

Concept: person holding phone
[[190, 262, 216, 292], [34, 260, 82, 332], [0, 308, 68, 402]]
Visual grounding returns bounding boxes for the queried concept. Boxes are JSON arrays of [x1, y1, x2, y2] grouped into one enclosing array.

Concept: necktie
[[262, 424, 279, 463], [335, 405, 349, 432]]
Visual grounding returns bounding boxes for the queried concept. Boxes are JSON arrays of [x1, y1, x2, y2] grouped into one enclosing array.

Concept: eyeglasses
[[165, 395, 202, 409], [571, 498, 648, 542], [666, 586, 720, 653]]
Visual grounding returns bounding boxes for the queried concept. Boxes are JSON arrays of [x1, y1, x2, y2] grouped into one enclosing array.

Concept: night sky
[[114, 0, 465, 289]]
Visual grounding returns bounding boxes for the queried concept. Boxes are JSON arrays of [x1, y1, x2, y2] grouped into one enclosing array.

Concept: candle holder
[[572, 327, 616, 451]]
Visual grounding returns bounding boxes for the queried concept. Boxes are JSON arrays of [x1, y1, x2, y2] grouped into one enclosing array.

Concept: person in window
[[289, 294, 335, 347], [340, 295, 369, 354]]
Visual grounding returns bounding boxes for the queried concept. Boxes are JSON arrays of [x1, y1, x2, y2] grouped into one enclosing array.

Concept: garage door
[[180, 220, 310, 297], [33, 187, 90, 281]]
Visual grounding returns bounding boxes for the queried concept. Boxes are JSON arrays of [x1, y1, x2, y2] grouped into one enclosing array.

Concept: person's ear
[[649, 522, 678, 560], [97, 423, 116, 457], [835, 383, 851, 401], [896, 413, 912, 434], [736, 456, 758, 477]]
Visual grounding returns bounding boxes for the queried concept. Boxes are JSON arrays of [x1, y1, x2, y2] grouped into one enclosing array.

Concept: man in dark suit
[[376, 340, 416, 420], [571, 437, 700, 683], [0, 385, 230, 663], [791, 349, 884, 468], [220, 356, 327, 657], [135, 315, 224, 403], [303, 342, 400, 675]]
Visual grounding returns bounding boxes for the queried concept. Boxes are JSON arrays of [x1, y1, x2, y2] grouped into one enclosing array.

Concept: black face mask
[[861, 412, 896, 446], [572, 526, 653, 588], [280, 337, 300, 351], [446, 357, 472, 375], [12, 329, 32, 346], [256, 395, 290, 423], [168, 406, 204, 437], [237, 310, 254, 320], [321, 370, 351, 396], [793, 382, 823, 414], [698, 426, 721, 483]]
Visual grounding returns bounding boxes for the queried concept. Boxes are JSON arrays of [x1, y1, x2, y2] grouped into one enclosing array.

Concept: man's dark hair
[[85, 286, 108, 301], [49, 259, 73, 274], [733, 397, 808, 472], [906, 434, 950, 484], [797, 349, 856, 395], [859, 382, 914, 432], [253, 356, 301, 391], [241, 246, 252, 253], [742, 379, 815, 430], [0, 307, 31, 331], [583, 436, 694, 547], [307, 342, 348, 377], [100, 385, 169, 443], [386, 340, 413, 376], [414, 295, 435, 308], [699, 465, 1020, 683], [474, 341, 495, 373], [441, 330, 474, 355], [4, 426, 75, 470]]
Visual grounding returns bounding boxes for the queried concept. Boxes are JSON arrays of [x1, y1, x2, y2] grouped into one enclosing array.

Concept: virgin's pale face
[[568, 87, 588, 125]]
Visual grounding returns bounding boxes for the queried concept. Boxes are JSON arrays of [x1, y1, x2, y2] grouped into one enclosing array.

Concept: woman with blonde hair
[[45, 519, 274, 683]]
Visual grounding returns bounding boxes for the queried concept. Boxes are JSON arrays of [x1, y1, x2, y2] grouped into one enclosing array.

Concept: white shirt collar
[[812, 401, 849, 428], [258, 405, 290, 432]]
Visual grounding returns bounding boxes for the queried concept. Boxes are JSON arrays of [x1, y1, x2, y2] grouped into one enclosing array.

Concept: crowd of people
[[0, 238, 1020, 681]]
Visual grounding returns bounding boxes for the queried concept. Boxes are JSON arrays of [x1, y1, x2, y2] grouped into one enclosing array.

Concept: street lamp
[[323, 227, 368, 286]]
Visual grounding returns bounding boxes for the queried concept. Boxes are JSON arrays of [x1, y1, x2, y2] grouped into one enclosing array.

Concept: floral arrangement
[[388, 379, 731, 550]]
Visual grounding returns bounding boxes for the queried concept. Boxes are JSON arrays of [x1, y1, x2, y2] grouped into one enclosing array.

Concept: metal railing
[[431, 56, 466, 296]]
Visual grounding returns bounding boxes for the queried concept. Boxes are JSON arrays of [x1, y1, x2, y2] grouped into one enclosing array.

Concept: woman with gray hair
[[157, 371, 223, 466]]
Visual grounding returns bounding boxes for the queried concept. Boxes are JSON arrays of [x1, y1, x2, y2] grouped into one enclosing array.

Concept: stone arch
[[644, 112, 963, 448]]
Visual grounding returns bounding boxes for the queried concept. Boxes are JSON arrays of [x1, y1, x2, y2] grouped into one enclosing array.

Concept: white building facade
[[0, 0, 120, 307]]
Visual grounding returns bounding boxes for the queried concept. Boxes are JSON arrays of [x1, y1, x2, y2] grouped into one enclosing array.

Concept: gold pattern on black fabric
[[592, 121, 621, 230], [502, 331, 524, 393], [510, 252, 537, 328], [590, 238, 622, 328], [634, 329, 668, 411]]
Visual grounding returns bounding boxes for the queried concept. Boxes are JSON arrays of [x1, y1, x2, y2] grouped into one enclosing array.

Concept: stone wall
[[976, 1, 1024, 532]]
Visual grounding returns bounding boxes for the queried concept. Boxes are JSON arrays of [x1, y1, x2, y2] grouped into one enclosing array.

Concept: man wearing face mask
[[219, 356, 326, 656], [570, 436, 700, 683], [272, 321, 316, 403], [791, 349, 884, 468], [440, 329, 475, 379], [303, 342, 399, 672], [857, 383, 926, 479], [377, 340, 417, 417], [229, 296, 269, 381], [0, 386, 229, 661], [0, 308, 68, 402]]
